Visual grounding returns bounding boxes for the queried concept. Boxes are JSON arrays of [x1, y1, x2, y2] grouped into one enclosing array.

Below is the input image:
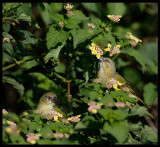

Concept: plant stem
[[3, 57, 34, 71], [128, 132, 133, 143]]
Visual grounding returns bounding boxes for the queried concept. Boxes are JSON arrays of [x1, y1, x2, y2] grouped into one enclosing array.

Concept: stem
[[51, 72, 70, 83], [67, 80, 72, 102], [128, 132, 133, 143], [3, 57, 34, 71]]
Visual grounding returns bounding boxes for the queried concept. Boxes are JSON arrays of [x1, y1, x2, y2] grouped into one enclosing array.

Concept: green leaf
[[2, 23, 10, 32], [21, 3, 31, 16], [44, 43, 65, 63], [71, 29, 92, 48], [75, 115, 101, 130], [50, 3, 63, 13], [129, 105, 153, 118], [2, 42, 13, 56], [39, 126, 54, 139], [55, 63, 66, 73], [5, 112, 20, 123], [107, 3, 127, 16], [46, 27, 68, 49], [121, 49, 145, 72], [103, 121, 129, 144], [100, 93, 114, 105], [29, 122, 42, 132], [16, 30, 38, 44], [141, 125, 158, 144], [143, 83, 157, 105], [3, 76, 24, 97], [99, 109, 128, 121], [66, 10, 88, 29], [50, 13, 64, 22]]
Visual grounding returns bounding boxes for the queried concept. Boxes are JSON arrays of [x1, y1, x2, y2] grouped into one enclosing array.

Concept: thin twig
[[67, 80, 72, 102], [144, 116, 158, 134], [3, 57, 34, 71]]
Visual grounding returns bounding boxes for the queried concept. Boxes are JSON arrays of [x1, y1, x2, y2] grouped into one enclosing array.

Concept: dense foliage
[[2, 3, 158, 145]]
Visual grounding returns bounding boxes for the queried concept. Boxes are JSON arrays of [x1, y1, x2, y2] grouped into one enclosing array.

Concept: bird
[[36, 92, 64, 116], [95, 56, 149, 108]]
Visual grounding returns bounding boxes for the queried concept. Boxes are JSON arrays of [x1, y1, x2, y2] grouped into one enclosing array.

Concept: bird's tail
[[136, 96, 149, 109]]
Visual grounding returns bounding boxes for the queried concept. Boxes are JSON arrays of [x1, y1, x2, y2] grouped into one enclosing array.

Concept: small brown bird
[[95, 56, 149, 108], [36, 92, 63, 116]]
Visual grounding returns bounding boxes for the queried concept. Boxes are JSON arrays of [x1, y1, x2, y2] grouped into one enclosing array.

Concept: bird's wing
[[115, 73, 149, 108], [115, 72, 135, 93]]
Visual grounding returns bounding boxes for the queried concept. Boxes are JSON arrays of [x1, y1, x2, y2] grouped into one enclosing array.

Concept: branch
[[3, 57, 34, 71]]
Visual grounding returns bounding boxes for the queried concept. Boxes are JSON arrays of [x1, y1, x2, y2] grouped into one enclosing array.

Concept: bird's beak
[[99, 56, 105, 62]]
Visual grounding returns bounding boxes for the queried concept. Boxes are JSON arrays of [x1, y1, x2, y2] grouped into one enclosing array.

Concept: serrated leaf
[[39, 126, 54, 138], [121, 49, 145, 72], [103, 121, 129, 144], [16, 30, 38, 44], [71, 10, 88, 21], [143, 83, 157, 105], [5, 112, 20, 123], [129, 105, 153, 118], [141, 125, 158, 144], [3, 76, 24, 97], [50, 13, 64, 22], [29, 122, 42, 132], [44, 43, 65, 63], [46, 27, 68, 49], [2, 43, 13, 56], [71, 29, 92, 48]]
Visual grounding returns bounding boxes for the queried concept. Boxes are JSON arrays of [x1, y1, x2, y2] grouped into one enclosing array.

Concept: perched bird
[[36, 92, 64, 116], [95, 56, 149, 108]]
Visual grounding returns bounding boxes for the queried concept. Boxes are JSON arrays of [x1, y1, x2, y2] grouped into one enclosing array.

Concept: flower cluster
[[125, 32, 142, 47], [67, 115, 81, 122], [64, 4, 74, 17], [107, 15, 121, 23], [106, 79, 122, 89], [89, 42, 104, 59], [59, 21, 64, 28], [67, 11, 74, 17], [26, 133, 41, 144], [46, 111, 63, 121], [2, 109, 8, 115], [87, 23, 95, 29], [5, 120, 19, 135], [64, 4, 74, 11], [88, 101, 102, 114], [54, 132, 70, 139], [104, 43, 121, 57], [115, 102, 125, 108]]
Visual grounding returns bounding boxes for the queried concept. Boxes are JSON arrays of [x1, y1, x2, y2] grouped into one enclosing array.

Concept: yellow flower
[[116, 45, 121, 48], [117, 15, 121, 18], [67, 117, 71, 120], [104, 48, 110, 51], [58, 113, 63, 117], [35, 134, 41, 137], [54, 116, 58, 121], [118, 82, 122, 86], [77, 115, 81, 117], [107, 43, 112, 48], [90, 46, 95, 50], [91, 43, 95, 46], [107, 15, 112, 18], [6, 127, 11, 133], [92, 50, 97, 55], [96, 53, 101, 59], [30, 140, 36, 144], [7, 121, 11, 124], [91, 109, 98, 113]]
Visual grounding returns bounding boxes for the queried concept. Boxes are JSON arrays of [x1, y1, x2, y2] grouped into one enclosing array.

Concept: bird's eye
[[106, 59, 109, 62], [47, 96, 52, 100]]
